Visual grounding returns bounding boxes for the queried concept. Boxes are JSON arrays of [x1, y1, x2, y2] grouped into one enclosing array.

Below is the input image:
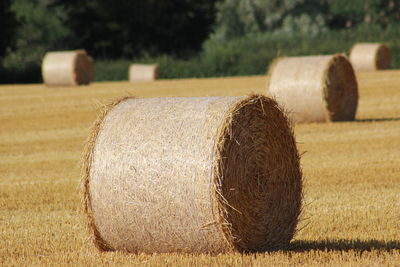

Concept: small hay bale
[[41, 50, 94, 86], [129, 64, 159, 82], [267, 54, 358, 123], [349, 43, 391, 72], [82, 95, 302, 253]]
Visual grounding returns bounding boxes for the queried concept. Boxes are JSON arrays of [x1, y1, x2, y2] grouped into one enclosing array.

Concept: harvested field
[[1, 71, 400, 265]]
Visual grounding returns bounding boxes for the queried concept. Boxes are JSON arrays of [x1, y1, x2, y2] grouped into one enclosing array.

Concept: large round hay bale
[[349, 43, 391, 71], [267, 54, 358, 123], [42, 50, 94, 86], [129, 64, 159, 82], [82, 95, 302, 253]]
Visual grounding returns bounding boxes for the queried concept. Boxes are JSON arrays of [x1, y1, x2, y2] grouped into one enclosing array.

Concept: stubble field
[[1, 71, 399, 266]]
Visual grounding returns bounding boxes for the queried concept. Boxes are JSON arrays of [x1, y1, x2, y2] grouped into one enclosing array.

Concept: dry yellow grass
[[1, 71, 400, 266]]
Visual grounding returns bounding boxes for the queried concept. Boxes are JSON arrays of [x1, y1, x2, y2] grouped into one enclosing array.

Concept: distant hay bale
[[267, 54, 358, 123], [129, 64, 159, 82], [82, 95, 302, 253], [42, 50, 94, 86], [349, 43, 391, 72]]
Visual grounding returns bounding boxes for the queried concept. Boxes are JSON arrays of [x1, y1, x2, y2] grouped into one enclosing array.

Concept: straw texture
[[42, 50, 94, 86], [267, 54, 358, 123], [82, 95, 302, 253], [349, 43, 391, 72], [129, 64, 159, 82]]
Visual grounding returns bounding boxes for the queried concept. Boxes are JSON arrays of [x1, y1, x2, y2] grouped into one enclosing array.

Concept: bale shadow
[[356, 117, 400, 123], [288, 239, 400, 252]]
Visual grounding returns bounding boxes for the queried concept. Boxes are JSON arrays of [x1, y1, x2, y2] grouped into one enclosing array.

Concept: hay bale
[[82, 95, 302, 253], [267, 54, 358, 123], [129, 64, 159, 82], [42, 50, 94, 86], [349, 43, 391, 72]]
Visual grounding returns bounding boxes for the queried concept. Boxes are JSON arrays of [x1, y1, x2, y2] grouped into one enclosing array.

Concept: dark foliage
[[0, 0, 17, 58], [58, 0, 219, 58], [94, 25, 400, 81]]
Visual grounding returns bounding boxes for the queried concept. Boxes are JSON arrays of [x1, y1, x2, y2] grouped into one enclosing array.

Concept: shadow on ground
[[356, 117, 400, 123], [289, 239, 400, 252]]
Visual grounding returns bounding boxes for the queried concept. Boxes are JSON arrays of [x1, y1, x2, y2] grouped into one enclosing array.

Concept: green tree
[[59, 0, 219, 58], [0, 0, 17, 58], [212, 0, 400, 40], [4, 0, 70, 65], [212, 0, 329, 40], [328, 0, 400, 28], [1, 0, 71, 83]]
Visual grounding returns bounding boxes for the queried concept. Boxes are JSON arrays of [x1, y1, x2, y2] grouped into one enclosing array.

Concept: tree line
[[2, 0, 399, 59], [0, 0, 399, 83]]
